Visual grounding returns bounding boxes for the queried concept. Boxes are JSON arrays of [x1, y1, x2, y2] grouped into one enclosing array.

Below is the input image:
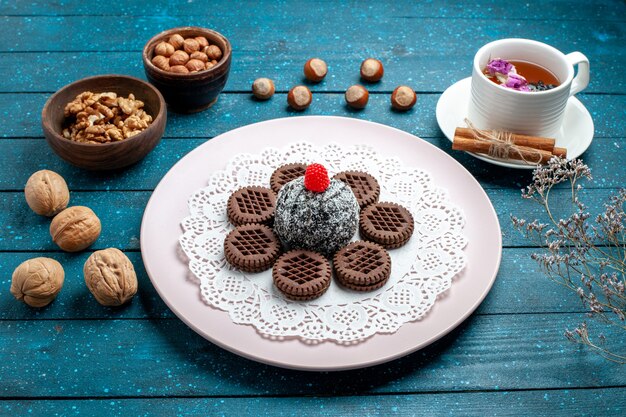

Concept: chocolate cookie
[[359, 202, 414, 249], [333, 171, 380, 208], [224, 224, 280, 273], [227, 186, 276, 226], [272, 249, 331, 301], [333, 241, 391, 291], [270, 163, 307, 194]]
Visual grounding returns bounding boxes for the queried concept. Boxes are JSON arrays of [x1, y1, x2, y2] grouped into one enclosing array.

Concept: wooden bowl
[[42, 75, 166, 171], [142, 27, 232, 113]]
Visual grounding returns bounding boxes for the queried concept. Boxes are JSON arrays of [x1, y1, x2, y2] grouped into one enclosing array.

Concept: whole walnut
[[50, 206, 101, 252], [24, 170, 70, 217], [84, 248, 138, 306], [11, 257, 65, 307]]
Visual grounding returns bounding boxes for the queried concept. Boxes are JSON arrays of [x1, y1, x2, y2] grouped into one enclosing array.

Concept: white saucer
[[436, 77, 594, 169]]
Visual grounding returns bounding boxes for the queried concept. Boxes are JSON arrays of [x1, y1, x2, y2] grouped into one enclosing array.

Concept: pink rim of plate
[[140, 116, 502, 371]]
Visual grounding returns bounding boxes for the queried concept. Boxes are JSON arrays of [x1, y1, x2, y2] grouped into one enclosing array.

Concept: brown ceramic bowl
[[142, 27, 232, 113], [42, 75, 166, 171]]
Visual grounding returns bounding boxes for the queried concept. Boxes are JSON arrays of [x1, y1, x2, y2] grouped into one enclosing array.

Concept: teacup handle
[[565, 52, 589, 96]]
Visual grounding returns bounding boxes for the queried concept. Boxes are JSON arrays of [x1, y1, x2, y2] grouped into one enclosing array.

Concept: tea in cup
[[467, 38, 589, 138]]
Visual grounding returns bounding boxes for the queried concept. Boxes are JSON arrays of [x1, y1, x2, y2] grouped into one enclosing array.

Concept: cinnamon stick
[[553, 147, 567, 158], [455, 127, 556, 152], [452, 136, 553, 164]]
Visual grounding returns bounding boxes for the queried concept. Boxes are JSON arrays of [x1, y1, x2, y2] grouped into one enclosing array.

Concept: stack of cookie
[[222, 162, 415, 302]]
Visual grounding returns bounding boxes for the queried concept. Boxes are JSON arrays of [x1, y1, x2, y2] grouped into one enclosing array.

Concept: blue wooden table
[[1, 1, 625, 415]]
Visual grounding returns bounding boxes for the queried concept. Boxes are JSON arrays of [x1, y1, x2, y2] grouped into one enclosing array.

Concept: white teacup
[[467, 38, 589, 138]]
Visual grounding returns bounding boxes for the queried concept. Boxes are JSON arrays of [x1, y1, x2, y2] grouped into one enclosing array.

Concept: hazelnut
[[183, 38, 200, 54], [205, 62, 215, 70], [252, 78, 275, 100], [190, 51, 208, 62], [50, 206, 101, 252], [169, 50, 189, 66], [168, 33, 184, 50], [11, 257, 64, 307], [154, 41, 175, 57], [210, 59, 218, 65], [24, 170, 70, 217], [84, 248, 138, 306], [151, 55, 170, 71], [195, 36, 209, 48], [303, 58, 328, 82], [360, 58, 384, 82], [391, 86, 417, 111], [186, 59, 206, 72], [170, 65, 190, 74], [287, 85, 312, 110], [345, 85, 369, 109], [205, 45, 222, 61]]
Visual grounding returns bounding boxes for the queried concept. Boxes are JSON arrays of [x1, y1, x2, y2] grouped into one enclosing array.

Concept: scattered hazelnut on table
[[183, 38, 200, 54], [287, 85, 313, 110], [168, 33, 185, 50], [360, 58, 384, 82], [84, 248, 138, 307], [204, 45, 223, 61], [169, 50, 189, 66], [154, 41, 175, 57], [50, 206, 101, 252], [391, 85, 417, 111], [252, 78, 275, 100], [11, 257, 65, 307], [24, 170, 69, 217], [190, 51, 208, 62], [186, 59, 206, 72], [304, 58, 328, 82], [151, 55, 170, 71], [345, 85, 369, 109]]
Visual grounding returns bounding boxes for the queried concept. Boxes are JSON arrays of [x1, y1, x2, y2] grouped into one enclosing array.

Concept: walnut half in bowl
[[42, 75, 166, 171]]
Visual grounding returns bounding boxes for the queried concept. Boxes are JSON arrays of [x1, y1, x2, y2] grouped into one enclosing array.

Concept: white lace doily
[[179, 142, 467, 344]]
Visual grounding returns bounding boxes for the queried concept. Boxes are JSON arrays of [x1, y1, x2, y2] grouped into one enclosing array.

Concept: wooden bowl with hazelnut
[[142, 26, 232, 113], [42, 75, 166, 171]]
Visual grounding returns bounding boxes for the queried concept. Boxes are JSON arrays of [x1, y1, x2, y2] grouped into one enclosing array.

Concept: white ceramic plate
[[436, 77, 594, 169], [141, 116, 502, 371]]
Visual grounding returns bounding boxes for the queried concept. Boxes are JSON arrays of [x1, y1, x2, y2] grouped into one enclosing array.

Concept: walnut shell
[[84, 248, 137, 306], [11, 257, 64, 307], [50, 206, 101, 252], [24, 170, 70, 217]]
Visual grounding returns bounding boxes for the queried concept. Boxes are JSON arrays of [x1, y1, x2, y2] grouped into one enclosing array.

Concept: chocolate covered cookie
[[270, 163, 307, 194], [227, 186, 276, 226], [272, 249, 331, 301], [333, 241, 391, 291], [333, 171, 380, 208], [359, 202, 414, 249], [224, 224, 280, 273]]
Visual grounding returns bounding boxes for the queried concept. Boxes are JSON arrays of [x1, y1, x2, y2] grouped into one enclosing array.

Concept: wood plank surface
[[2, 93, 625, 139], [1, 0, 624, 413], [2, 15, 624, 56], [0, 188, 620, 251], [2, 387, 625, 417], [2, 0, 625, 21], [0, 313, 623, 398], [1, 137, 623, 192], [0, 51, 624, 94], [0, 248, 586, 320]]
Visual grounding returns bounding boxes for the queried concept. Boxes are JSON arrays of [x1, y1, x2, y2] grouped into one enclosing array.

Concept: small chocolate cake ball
[[274, 165, 359, 256]]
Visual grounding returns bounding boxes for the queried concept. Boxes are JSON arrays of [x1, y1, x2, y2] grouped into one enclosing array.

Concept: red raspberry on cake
[[304, 163, 330, 193]]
